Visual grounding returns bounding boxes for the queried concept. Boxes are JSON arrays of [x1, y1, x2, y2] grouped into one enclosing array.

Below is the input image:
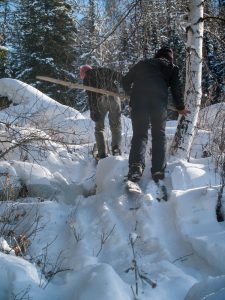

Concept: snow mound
[[199, 103, 225, 130], [0, 78, 94, 144], [185, 275, 225, 300], [69, 263, 132, 300]]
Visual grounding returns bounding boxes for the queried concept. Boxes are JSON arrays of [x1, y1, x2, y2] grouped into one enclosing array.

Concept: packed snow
[[0, 78, 224, 300]]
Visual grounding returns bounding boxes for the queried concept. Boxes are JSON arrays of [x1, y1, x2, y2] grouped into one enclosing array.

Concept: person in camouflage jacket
[[80, 65, 123, 159]]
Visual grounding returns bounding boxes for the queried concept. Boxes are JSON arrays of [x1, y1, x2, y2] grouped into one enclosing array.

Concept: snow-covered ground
[[0, 78, 225, 300]]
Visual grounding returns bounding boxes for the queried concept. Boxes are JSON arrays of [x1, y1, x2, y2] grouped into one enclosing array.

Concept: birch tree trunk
[[170, 0, 204, 159]]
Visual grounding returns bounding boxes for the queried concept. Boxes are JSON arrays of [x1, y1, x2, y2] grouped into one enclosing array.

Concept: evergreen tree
[[0, 0, 10, 78], [11, 0, 78, 106], [116, 0, 187, 67], [76, 0, 101, 66], [74, 0, 97, 111], [202, 0, 225, 105]]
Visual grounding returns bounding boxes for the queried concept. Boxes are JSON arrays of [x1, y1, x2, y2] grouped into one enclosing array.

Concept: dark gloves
[[90, 108, 101, 122]]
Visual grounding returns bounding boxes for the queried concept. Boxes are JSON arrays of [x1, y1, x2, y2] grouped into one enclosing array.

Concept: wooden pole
[[36, 75, 177, 111], [36, 76, 126, 100]]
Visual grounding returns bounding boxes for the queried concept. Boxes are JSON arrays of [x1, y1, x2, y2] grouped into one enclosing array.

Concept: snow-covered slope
[[0, 79, 224, 300]]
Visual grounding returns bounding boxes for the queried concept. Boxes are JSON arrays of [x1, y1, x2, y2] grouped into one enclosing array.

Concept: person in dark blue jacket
[[122, 47, 189, 182]]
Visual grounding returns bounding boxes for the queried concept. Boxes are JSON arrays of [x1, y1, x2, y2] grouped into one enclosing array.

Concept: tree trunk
[[170, 0, 204, 159]]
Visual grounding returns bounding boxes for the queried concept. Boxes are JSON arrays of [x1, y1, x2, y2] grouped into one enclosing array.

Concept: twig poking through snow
[[96, 224, 116, 257]]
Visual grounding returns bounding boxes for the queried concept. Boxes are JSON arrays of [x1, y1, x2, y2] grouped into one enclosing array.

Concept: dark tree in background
[[114, 0, 187, 73], [202, 0, 225, 105], [0, 0, 224, 111], [76, 0, 102, 66], [74, 0, 103, 111], [74, 0, 224, 114], [0, 0, 10, 78], [11, 0, 78, 106]]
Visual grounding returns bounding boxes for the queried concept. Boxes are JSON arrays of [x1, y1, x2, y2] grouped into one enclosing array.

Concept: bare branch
[[203, 16, 225, 23], [96, 224, 116, 257], [89, 0, 140, 54]]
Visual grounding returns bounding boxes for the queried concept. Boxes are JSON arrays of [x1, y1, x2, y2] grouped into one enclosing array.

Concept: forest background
[[0, 2, 225, 299], [0, 0, 224, 114]]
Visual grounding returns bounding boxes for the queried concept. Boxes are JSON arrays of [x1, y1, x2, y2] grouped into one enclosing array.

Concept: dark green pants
[[95, 95, 122, 156]]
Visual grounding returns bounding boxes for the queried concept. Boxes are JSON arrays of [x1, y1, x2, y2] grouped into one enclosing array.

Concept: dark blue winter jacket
[[122, 58, 185, 111]]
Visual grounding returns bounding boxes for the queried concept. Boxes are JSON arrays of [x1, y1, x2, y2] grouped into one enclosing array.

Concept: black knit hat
[[155, 47, 173, 63]]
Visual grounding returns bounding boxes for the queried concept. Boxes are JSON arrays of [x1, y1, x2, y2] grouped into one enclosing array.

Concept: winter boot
[[152, 171, 165, 183], [97, 153, 108, 159], [112, 145, 121, 156], [128, 163, 144, 182]]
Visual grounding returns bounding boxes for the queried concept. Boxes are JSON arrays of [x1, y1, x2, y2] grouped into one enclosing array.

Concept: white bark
[[170, 0, 204, 159]]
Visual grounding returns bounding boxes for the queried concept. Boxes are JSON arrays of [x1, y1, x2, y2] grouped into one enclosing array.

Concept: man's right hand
[[90, 110, 101, 122], [177, 108, 190, 116]]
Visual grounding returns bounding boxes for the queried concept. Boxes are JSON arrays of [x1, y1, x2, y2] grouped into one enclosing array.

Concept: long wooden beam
[[36, 75, 177, 111], [36, 76, 126, 99]]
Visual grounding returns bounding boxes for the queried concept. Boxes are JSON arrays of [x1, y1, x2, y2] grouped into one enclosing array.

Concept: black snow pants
[[129, 106, 167, 175]]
